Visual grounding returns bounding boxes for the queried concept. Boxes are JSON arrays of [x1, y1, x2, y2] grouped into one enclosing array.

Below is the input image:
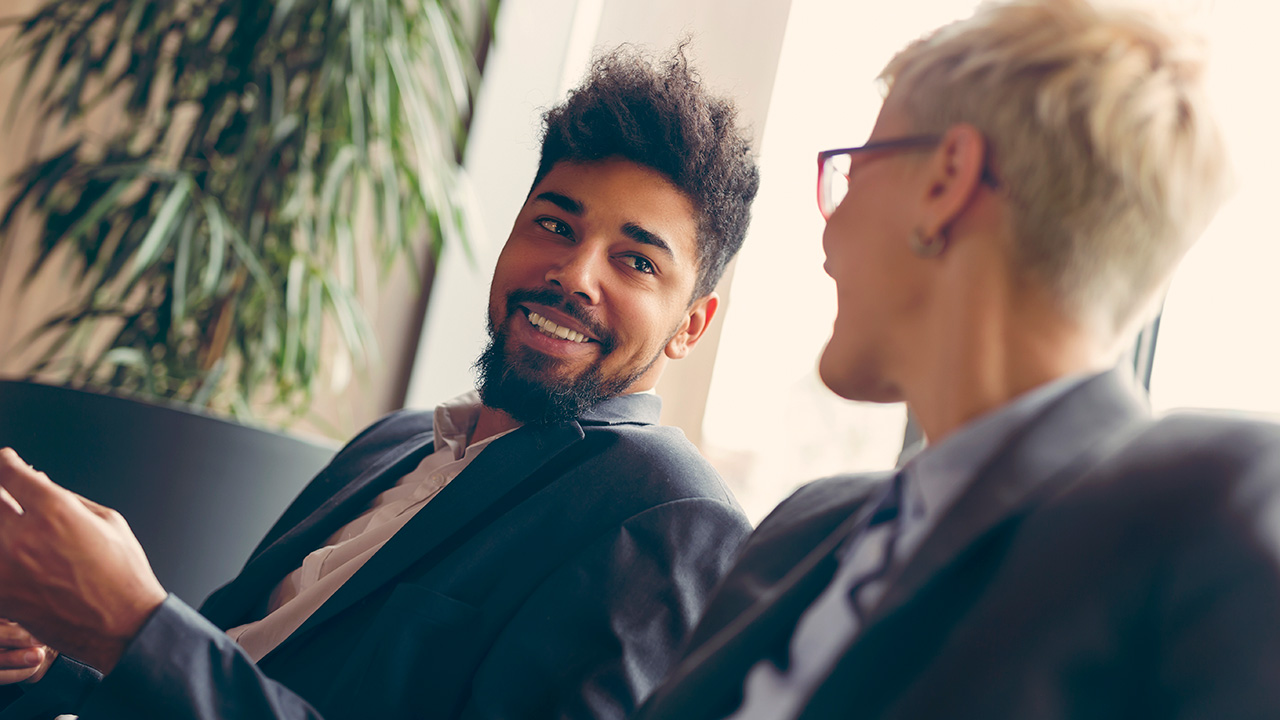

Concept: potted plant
[[0, 0, 494, 420], [0, 0, 495, 603]]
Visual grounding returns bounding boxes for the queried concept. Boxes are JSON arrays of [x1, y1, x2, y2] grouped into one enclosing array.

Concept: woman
[[635, 1, 1280, 718]]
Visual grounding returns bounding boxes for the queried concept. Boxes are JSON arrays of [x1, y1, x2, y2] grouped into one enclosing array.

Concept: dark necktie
[[844, 470, 906, 621], [720, 471, 911, 720]]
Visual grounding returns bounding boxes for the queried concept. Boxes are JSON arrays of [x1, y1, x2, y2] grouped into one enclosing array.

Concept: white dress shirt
[[225, 391, 516, 661]]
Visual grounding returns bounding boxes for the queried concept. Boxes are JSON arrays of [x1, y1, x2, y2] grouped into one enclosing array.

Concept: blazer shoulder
[[1149, 412, 1280, 459], [581, 422, 738, 505], [320, 408, 434, 475], [697, 473, 887, 614], [753, 472, 888, 540], [1052, 412, 1280, 561], [341, 408, 434, 453], [247, 409, 435, 554], [1101, 413, 1280, 502]]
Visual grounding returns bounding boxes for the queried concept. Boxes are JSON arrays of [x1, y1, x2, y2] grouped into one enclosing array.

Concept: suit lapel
[[280, 420, 586, 646], [226, 392, 658, 658], [201, 431, 436, 628], [864, 368, 1149, 627], [796, 369, 1153, 717], [307, 393, 660, 632], [638, 472, 894, 718]]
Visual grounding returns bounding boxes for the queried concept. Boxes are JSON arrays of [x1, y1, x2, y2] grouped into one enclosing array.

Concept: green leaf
[[270, 112, 301, 145], [65, 178, 130, 265], [423, 1, 470, 114], [346, 75, 366, 153], [126, 175, 192, 286], [191, 357, 227, 408], [201, 197, 227, 294], [221, 210, 274, 297], [283, 253, 305, 378], [335, 218, 355, 288], [269, 0, 301, 32], [172, 209, 196, 324], [321, 275, 367, 366], [100, 346, 149, 371], [319, 144, 357, 220]]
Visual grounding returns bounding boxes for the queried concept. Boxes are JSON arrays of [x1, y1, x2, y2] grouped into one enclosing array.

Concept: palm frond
[[1, 0, 494, 422]]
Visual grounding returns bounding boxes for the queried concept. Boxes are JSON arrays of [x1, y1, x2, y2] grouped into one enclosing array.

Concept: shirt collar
[[432, 391, 495, 461], [431, 386, 664, 463], [902, 371, 1099, 527]]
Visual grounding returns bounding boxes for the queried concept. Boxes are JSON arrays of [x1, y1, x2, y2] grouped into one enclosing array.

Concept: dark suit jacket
[[637, 369, 1280, 720], [5, 392, 751, 720]]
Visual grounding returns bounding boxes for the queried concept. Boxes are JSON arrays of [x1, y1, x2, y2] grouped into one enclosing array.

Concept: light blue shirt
[[727, 373, 1095, 720]]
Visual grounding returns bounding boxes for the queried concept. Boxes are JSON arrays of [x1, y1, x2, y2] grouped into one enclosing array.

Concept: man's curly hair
[[533, 45, 760, 300]]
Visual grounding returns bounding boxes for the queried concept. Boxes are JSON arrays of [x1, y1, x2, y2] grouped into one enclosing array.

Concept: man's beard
[[475, 288, 663, 426]]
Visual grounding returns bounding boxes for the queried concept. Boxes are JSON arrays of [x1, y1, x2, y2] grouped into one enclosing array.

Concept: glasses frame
[[816, 135, 942, 220]]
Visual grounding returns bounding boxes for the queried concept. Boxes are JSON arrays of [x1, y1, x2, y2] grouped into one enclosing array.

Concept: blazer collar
[[261, 391, 659, 658], [201, 428, 437, 628], [637, 368, 1151, 720], [203, 391, 660, 629], [793, 368, 1154, 718], [275, 420, 585, 650], [639, 471, 894, 718], [865, 366, 1151, 625], [577, 390, 662, 426]]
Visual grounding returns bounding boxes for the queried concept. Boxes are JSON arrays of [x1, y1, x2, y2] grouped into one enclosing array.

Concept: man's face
[[818, 94, 934, 403], [478, 158, 709, 424]]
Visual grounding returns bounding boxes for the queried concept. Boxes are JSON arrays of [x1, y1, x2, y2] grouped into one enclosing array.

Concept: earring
[[909, 227, 947, 257]]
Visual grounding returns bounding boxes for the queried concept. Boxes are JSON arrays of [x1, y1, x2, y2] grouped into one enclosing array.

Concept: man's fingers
[[0, 621, 39, 649], [0, 487, 20, 516], [0, 449, 28, 515], [0, 646, 44, 671], [0, 448, 55, 511], [73, 492, 111, 517]]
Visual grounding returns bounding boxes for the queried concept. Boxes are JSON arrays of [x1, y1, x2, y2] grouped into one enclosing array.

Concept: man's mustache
[[505, 288, 615, 353]]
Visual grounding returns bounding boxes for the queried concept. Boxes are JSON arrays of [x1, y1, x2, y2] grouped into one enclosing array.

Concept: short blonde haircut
[[881, 0, 1231, 337]]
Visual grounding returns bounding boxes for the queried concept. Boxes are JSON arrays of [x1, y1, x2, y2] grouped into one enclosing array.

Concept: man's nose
[[544, 247, 603, 304]]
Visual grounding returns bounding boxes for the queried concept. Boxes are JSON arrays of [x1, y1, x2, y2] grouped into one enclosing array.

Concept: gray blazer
[[637, 369, 1280, 720], [5, 392, 751, 720]]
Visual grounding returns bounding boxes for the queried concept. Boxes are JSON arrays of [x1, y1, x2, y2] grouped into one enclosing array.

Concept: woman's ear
[[919, 123, 989, 238]]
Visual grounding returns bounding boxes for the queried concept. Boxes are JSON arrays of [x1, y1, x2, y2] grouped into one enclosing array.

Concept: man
[[0, 48, 759, 720], [636, 1, 1280, 718]]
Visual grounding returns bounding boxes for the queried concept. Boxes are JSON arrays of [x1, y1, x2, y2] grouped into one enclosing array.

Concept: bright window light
[[703, 0, 1278, 522]]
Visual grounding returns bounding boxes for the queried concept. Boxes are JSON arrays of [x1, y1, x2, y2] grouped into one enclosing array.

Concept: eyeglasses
[[816, 135, 941, 220]]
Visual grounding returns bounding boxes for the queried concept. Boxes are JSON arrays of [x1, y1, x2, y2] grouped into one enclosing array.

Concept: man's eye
[[621, 255, 656, 275], [536, 217, 572, 237]]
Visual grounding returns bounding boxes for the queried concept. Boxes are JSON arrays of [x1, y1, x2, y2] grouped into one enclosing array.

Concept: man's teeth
[[527, 311, 590, 343]]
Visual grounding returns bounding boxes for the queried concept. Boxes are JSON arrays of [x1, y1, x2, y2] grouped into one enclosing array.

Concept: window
[[701, 0, 980, 522], [702, 0, 1279, 521], [1146, 0, 1280, 419]]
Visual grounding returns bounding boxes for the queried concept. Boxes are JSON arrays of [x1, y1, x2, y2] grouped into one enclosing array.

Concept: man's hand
[[0, 620, 56, 685], [0, 448, 167, 675]]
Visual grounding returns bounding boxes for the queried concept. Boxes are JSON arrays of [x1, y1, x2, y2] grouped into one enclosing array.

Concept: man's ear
[[665, 292, 720, 360], [920, 123, 988, 237]]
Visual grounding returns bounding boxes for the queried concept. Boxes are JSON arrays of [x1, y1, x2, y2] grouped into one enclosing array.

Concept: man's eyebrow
[[533, 191, 583, 215], [622, 223, 674, 259]]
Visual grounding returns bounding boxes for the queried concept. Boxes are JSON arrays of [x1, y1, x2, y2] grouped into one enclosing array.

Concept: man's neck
[[472, 405, 522, 445]]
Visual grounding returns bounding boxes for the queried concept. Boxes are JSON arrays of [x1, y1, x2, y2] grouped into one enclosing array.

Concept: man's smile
[[516, 300, 600, 345], [525, 310, 591, 343], [501, 287, 616, 359], [505, 300, 611, 362]]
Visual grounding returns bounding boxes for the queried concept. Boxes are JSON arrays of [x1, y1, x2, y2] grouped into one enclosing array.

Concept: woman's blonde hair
[[881, 0, 1230, 336]]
